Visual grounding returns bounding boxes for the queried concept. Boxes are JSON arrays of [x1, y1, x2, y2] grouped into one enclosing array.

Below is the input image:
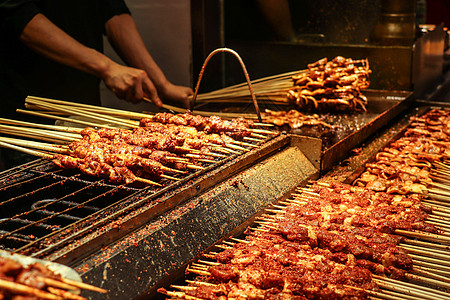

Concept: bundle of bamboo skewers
[[0, 96, 277, 186], [189, 56, 371, 113]]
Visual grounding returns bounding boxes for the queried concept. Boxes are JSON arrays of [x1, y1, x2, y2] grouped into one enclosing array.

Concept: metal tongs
[[189, 48, 262, 122]]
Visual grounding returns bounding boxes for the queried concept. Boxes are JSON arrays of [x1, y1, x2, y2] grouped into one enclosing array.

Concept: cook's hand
[[102, 63, 163, 107], [159, 82, 194, 108]]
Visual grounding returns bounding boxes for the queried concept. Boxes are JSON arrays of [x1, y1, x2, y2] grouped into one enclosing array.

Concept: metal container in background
[[370, 0, 417, 46]]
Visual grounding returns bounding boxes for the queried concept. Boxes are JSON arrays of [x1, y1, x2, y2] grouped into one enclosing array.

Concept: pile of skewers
[[354, 108, 450, 199], [0, 256, 105, 299], [159, 181, 450, 299], [287, 56, 371, 112], [190, 55, 370, 119], [0, 96, 277, 186]]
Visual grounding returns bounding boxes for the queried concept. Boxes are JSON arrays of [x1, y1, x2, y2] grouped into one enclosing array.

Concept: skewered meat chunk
[[261, 109, 333, 129], [140, 112, 255, 140], [354, 108, 450, 196], [160, 179, 440, 299], [287, 56, 371, 112]]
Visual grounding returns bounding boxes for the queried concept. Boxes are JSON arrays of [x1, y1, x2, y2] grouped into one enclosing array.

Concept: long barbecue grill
[[0, 88, 422, 299]]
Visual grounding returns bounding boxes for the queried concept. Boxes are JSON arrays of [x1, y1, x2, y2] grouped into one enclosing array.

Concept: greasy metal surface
[[74, 135, 320, 300], [322, 104, 429, 184], [320, 90, 413, 172]]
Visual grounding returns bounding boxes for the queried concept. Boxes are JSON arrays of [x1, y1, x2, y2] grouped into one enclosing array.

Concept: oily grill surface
[[0, 130, 285, 266]]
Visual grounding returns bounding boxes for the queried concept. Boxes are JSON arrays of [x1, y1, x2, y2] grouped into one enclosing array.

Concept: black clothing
[[0, 0, 130, 119]]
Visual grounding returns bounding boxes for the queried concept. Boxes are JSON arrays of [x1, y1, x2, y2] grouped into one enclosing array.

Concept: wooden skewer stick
[[413, 266, 450, 283], [46, 287, 86, 300], [191, 263, 208, 270], [404, 237, 450, 251], [0, 278, 61, 300], [185, 280, 217, 287], [231, 140, 258, 148], [26, 98, 138, 128], [230, 237, 249, 244], [17, 109, 117, 129], [0, 117, 83, 134], [158, 289, 203, 300], [215, 244, 232, 250], [423, 199, 450, 208], [133, 177, 162, 187], [224, 143, 248, 152], [395, 229, 450, 244], [37, 277, 79, 291], [254, 122, 274, 127], [0, 124, 79, 142], [415, 265, 450, 279], [185, 267, 211, 276], [0, 137, 68, 154], [160, 174, 181, 181], [0, 140, 53, 159], [406, 272, 450, 290], [412, 259, 450, 272], [427, 219, 450, 231], [343, 284, 412, 300], [198, 259, 220, 266], [26, 96, 153, 120], [171, 285, 197, 291], [374, 277, 449, 300], [410, 253, 450, 267], [160, 166, 187, 174], [247, 128, 277, 135], [59, 278, 107, 294], [401, 243, 450, 260], [250, 133, 267, 139], [244, 136, 263, 143]]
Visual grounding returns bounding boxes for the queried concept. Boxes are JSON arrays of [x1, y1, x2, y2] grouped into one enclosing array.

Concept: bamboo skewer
[[26, 96, 153, 120], [46, 287, 85, 300], [17, 109, 117, 129], [37, 277, 79, 291], [0, 118, 82, 134], [395, 229, 450, 244], [413, 266, 450, 282], [373, 277, 450, 300], [0, 137, 68, 153], [0, 124, 79, 143], [59, 278, 107, 294], [412, 259, 450, 273], [0, 278, 62, 300], [26, 98, 138, 128]]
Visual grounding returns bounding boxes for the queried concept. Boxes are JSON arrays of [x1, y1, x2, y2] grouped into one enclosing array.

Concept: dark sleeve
[[0, 0, 41, 38], [101, 0, 131, 24]]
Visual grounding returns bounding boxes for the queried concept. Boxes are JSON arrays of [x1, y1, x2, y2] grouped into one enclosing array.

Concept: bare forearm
[[105, 14, 168, 89], [20, 13, 113, 79]]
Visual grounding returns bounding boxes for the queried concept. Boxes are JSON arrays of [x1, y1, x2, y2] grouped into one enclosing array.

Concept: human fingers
[[142, 77, 162, 107]]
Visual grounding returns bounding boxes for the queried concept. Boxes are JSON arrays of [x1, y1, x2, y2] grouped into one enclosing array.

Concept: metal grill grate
[[0, 132, 280, 264], [0, 160, 143, 253]]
